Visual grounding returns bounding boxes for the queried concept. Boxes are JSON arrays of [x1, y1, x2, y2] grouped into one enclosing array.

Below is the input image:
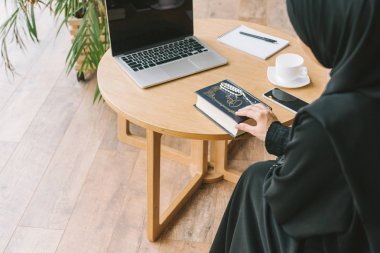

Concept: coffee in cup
[[275, 53, 308, 83]]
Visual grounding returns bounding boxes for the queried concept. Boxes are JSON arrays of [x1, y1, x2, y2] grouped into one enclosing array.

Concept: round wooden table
[[97, 18, 328, 242]]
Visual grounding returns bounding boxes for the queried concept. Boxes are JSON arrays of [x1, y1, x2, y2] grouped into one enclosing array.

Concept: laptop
[[105, 0, 228, 88]]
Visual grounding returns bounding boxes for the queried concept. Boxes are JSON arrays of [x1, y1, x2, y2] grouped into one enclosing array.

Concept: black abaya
[[210, 112, 369, 253]]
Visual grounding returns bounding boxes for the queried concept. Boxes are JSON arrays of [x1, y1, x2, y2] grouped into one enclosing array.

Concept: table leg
[[203, 140, 225, 183], [147, 130, 161, 241], [117, 114, 146, 149], [204, 140, 241, 184], [118, 115, 193, 165], [146, 129, 208, 241]]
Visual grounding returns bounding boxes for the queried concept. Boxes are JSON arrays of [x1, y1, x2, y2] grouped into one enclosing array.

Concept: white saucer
[[267, 66, 310, 88]]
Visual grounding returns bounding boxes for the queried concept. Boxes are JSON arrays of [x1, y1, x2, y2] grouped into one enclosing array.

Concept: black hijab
[[287, 0, 380, 97], [287, 0, 380, 251]]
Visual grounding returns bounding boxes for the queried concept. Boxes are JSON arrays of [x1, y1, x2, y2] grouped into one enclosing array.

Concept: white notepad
[[218, 25, 289, 60]]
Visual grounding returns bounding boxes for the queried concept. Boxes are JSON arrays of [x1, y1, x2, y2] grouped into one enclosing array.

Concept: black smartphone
[[263, 88, 308, 113]]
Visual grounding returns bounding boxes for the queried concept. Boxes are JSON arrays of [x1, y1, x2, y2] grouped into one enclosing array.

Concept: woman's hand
[[235, 103, 278, 141]]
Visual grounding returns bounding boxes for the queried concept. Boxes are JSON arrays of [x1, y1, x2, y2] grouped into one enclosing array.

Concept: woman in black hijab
[[210, 0, 380, 252]]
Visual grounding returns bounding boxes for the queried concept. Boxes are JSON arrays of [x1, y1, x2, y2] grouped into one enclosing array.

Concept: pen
[[239, 31, 278, 44]]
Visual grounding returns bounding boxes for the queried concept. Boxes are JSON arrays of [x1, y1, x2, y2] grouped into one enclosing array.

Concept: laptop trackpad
[[161, 60, 199, 77], [189, 52, 221, 69]]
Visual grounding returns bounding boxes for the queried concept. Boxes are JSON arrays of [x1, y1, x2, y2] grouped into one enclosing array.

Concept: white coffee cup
[[275, 53, 308, 83]]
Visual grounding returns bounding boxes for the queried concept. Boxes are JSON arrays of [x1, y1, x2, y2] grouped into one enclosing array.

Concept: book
[[194, 79, 271, 137], [217, 25, 289, 60]]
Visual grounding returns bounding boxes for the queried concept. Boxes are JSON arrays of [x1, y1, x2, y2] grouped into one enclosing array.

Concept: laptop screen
[[106, 0, 194, 56]]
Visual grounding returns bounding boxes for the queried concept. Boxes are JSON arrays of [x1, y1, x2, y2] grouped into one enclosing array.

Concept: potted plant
[[0, 0, 110, 102]]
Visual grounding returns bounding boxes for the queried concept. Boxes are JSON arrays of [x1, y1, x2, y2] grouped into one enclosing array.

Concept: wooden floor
[[0, 2, 276, 252]]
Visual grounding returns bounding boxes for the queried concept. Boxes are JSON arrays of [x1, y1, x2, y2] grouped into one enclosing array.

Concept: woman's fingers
[[255, 103, 270, 110], [235, 107, 261, 119], [236, 104, 270, 119], [235, 122, 257, 135], [235, 103, 277, 140]]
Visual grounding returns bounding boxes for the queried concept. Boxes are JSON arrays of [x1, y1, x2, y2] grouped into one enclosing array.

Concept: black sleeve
[[265, 121, 290, 156], [263, 113, 353, 239]]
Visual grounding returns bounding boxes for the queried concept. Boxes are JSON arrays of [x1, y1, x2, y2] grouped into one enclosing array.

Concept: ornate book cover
[[194, 79, 270, 136]]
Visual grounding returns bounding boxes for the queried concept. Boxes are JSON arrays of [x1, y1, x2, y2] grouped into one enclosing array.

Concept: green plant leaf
[[0, 0, 110, 102]]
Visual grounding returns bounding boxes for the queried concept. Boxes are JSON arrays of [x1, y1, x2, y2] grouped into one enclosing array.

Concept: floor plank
[[4, 227, 63, 253], [106, 151, 154, 253], [0, 22, 71, 142], [98, 113, 141, 153], [228, 137, 275, 173], [163, 184, 220, 243], [0, 9, 60, 109], [55, 149, 139, 253], [158, 240, 211, 253], [19, 82, 114, 230], [0, 85, 85, 252], [0, 142, 17, 172], [106, 148, 235, 253], [194, 0, 239, 19], [106, 150, 192, 253]]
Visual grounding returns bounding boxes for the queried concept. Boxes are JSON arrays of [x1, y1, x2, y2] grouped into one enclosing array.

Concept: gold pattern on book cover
[[226, 94, 243, 108], [203, 85, 243, 114]]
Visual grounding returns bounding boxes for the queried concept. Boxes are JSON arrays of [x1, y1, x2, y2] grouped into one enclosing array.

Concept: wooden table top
[[97, 18, 328, 140]]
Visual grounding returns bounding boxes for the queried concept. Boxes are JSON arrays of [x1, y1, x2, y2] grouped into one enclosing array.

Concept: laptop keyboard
[[120, 38, 208, 72]]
